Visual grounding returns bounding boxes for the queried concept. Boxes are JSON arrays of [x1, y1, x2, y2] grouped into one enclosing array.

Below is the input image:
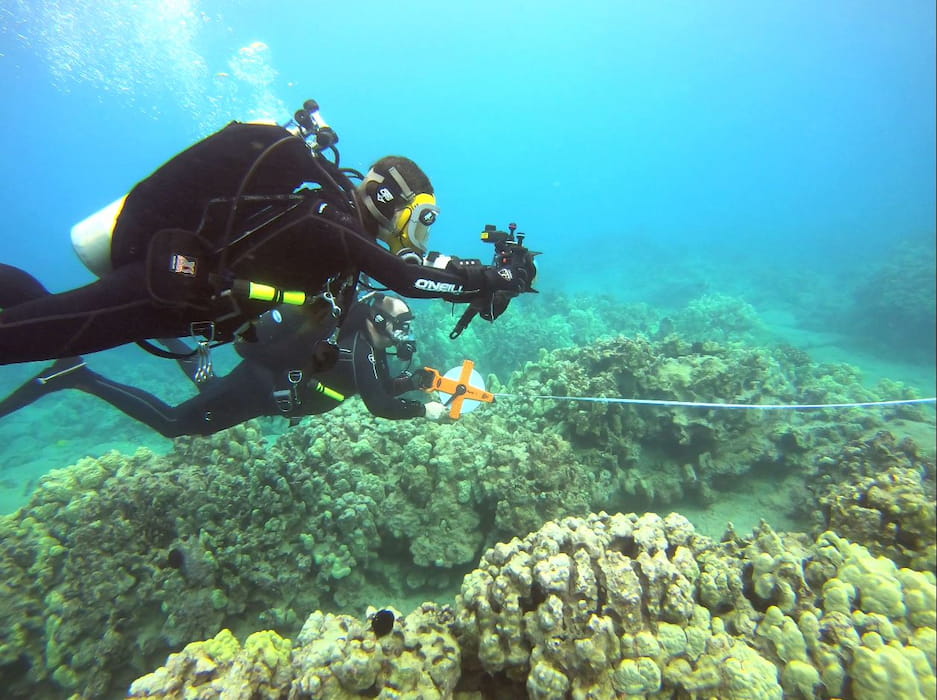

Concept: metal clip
[[189, 322, 216, 385], [321, 290, 340, 318], [287, 369, 303, 407], [273, 370, 304, 414]]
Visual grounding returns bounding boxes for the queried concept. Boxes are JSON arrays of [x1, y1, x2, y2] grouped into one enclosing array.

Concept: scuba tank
[[234, 303, 340, 372], [70, 195, 126, 277], [69, 100, 354, 286]]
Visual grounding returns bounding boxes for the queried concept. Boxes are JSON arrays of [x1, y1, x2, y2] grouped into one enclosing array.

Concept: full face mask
[[393, 192, 438, 254], [360, 166, 439, 255]]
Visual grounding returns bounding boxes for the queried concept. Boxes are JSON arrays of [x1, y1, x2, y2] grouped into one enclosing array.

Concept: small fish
[[370, 609, 395, 637]]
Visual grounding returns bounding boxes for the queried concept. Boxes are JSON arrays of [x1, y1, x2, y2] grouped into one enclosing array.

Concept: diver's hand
[[399, 368, 435, 392], [423, 401, 447, 421], [483, 264, 526, 293], [473, 290, 513, 322], [413, 368, 436, 390], [448, 260, 531, 338]]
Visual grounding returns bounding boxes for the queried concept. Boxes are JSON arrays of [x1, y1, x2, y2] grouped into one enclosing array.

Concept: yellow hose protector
[[247, 282, 307, 306], [281, 290, 307, 306], [314, 382, 345, 401]]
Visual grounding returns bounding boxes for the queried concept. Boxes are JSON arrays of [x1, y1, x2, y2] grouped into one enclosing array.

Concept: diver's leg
[[166, 361, 276, 434], [0, 356, 221, 438], [0, 263, 188, 364], [75, 361, 268, 438], [0, 357, 88, 419], [70, 368, 193, 439], [0, 264, 50, 308]]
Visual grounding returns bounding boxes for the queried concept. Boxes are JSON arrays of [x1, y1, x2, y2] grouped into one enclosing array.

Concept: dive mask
[[361, 166, 439, 255], [372, 309, 414, 344], [392, 192, 438, 254]]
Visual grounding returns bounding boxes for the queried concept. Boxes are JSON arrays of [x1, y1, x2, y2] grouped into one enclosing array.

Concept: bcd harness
[[140, 127, 366, 377], [272, 368, 346, 425], [141, 196, 359, 382]]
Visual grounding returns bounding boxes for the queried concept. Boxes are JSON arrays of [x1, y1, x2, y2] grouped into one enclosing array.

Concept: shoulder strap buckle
[[273, 389, 294, 414]]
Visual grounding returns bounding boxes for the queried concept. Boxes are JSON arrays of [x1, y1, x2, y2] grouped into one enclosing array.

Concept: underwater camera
[[481, 222, 539, 289], [448, 222, 540, 338]]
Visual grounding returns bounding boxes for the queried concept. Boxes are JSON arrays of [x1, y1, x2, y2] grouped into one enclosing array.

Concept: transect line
[[492, 394, 937, 410]]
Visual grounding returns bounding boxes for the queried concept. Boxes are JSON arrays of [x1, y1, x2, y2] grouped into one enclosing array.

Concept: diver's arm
[[351, 237, 530, 305], [68, 369, 190, 439], [389, 366, 438, 396], [390, 373, 420, 395], [315, 207, 516, 303], [353, 236, 488, 302]]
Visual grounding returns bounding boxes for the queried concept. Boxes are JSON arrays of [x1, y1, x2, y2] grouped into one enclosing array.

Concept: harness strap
[[273, 369, 305, 414], [273, 371, 345, 415]]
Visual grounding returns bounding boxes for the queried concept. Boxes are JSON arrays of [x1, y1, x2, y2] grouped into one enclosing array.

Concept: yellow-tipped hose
[[314, 382, 345, 401], [233, 280, 308, 306]]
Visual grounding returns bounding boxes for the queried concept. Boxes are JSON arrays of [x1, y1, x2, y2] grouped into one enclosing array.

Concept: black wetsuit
[[317, 303, 425, 420], [0, 122, 509, 365], [0, 278, 427, 437]]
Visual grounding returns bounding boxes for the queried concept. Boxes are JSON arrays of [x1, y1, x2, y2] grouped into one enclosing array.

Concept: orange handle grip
[[422, 360, 494, 419]]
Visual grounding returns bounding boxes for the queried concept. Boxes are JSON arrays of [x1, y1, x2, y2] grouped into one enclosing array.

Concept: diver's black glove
[[474, 290, 513, 322], [412, 367, 435, 389], [482, 262, 528, 293], [447, 255, 535, 338], [397, 368, 435, 392], [434, 254, 530, 295], [474, 256, 534, 319]]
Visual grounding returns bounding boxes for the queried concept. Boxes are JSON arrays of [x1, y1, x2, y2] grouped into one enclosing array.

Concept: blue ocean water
[[0, 0, 935, 512]]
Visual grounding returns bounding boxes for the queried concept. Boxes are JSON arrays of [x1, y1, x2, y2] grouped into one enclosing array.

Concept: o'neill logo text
[[415, 278, 464, 294]]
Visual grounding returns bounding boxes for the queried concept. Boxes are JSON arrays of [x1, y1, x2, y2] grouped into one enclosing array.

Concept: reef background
[[1, 1, 935, 697], [2, 284, 934, 518], [1, 1, 933, 509], [1, 291, 934, 697]]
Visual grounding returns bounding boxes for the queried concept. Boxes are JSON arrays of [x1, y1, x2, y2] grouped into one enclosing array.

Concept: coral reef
[[671, 292, 766, 343], [415, 290, 775, 386], [0, 332, 932, 699], [126, 512, 937, 699], [803, 430, 936, 572], [128, 604, 460, 699], [413, 292, 660, 382], [847, 234, 937, 363], [499, 334, 929, 507]]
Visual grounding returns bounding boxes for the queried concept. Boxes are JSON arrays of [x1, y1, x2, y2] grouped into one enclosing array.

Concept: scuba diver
[[0, 100, 537, 366], [0, 283, 447, 437]]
